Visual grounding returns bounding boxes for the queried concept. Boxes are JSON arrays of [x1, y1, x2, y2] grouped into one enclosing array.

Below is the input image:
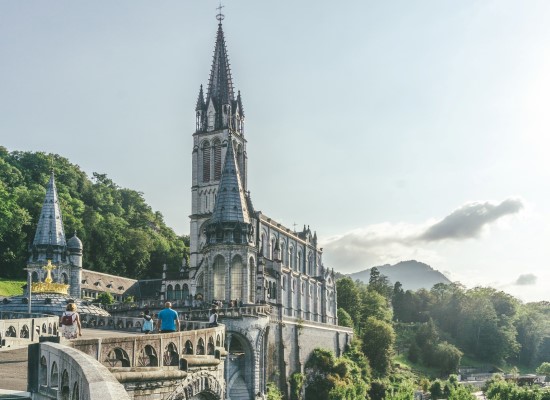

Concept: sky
[[1, 1, 549, 302]]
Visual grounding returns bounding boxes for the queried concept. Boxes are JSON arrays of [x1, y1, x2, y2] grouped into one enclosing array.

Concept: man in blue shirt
[[156, 302, 180, 333]]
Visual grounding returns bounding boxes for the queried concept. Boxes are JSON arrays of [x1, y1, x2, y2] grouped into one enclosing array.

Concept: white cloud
[[322, 198, 523, 273]]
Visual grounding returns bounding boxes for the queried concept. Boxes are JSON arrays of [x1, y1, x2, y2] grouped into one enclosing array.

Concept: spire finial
[[216, 1, 225, 23]]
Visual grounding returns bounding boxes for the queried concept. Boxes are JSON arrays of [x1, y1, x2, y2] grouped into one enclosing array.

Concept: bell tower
[[189, 15, 248, 272]]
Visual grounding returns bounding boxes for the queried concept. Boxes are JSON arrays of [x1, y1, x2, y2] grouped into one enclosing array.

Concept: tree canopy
[[0, 148, 188, 279]]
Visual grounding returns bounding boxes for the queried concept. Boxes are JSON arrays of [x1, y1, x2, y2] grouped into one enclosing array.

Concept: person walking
[[60, 303, 82, 339], [142, 309, 154, 334], [156, 302, 180, 333]]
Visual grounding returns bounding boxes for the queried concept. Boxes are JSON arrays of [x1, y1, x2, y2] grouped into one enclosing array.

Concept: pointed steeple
[[210, 136, 250, 224], [33, 172, 66, 248], [236, 90, 244, 117], [206, 22, 235, 109], [195, 84, 205, 111]]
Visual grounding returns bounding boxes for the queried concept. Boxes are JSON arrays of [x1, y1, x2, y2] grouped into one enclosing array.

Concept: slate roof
[[206, 23, 235, 107], [32, 172, 66, 247], [80, 269, 137, 296], [0, 294, 110, 317], [209, 138, 250, 224]]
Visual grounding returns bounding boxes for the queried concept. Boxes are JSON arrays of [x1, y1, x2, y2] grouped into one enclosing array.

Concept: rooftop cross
[[216, 2, 225, 23]]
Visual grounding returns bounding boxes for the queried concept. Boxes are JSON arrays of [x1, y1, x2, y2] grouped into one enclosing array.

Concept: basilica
[[161, 18, 338, 326]]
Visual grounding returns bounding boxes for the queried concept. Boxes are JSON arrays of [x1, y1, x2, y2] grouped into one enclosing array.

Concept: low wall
[[28, 342, 129, 400], [0, 312, 59, 347]]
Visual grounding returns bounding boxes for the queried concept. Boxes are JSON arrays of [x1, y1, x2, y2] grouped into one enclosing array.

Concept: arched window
[[174, 284, 181, 300], [60, 370, 69, 400], [166, 285, 173, 301], [213, 256, 225, 300], [213, 138, 222, 180], [202, 141, 211, 182], [281, 242, 286, 265], [163, 343, 179, 366], [297, 250, 302, 273], [61, 273, 69, 284], [249, 257, 255, 303], [196, 273, 204, 298], [137, 345, 158, 367], [71, 382, 79, 400], [207, 337, 215, 355], [230, 255, 244, 301], [308, 253, 314, 276], [270, 237, 275, 259], [32, 271, 39, 282], [182, 284, 189, 301]]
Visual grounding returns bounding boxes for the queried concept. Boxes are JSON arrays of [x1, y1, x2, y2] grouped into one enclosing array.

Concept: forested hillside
[[0, 147, 188, 280]]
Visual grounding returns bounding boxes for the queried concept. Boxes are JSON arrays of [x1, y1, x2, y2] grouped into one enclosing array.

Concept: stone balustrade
[[69, 324, 226, 371], [28, 341, 130, 400], [0, 311, 59, 347]]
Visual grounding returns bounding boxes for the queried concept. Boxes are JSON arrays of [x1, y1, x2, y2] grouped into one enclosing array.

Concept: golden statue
[[31, 260, 70, 295]]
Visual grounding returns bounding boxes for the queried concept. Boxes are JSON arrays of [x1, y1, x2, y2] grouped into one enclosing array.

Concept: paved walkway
[[0, 329, 140, 392]]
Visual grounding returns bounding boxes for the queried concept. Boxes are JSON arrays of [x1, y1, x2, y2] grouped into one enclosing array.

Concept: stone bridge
[[28, 322, 227, 400]]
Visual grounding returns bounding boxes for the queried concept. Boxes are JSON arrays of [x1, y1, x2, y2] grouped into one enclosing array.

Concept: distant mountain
[[347, 260, 451, 291]]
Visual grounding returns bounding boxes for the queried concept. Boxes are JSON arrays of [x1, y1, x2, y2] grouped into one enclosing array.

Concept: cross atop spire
[[216, 1, 225, 23]]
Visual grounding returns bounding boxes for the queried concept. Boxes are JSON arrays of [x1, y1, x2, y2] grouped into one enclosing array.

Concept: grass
[[0, 278, 25, 297], [393, 354, 440, 379]]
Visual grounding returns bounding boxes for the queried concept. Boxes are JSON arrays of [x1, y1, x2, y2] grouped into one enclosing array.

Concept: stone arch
[[196, 338, 205, 355], [71, 381, 79, 400], [60, 369, 70, 400], [207, 337, 215, 355], [40, 356, 47, 386], [184, 340, 194, 355], [226, 331, 256, 400], [105, 347, 131, 367], [166, 371, 223, 400], [164, 342, 179, 366], [20, 324, 29, 338], [5, 326, 16, 337], [137, 345, 158, 367], [50, 362, 59, 388], [212, 255, 225, 300]]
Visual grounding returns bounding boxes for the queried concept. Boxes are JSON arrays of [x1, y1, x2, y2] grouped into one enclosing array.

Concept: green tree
[[338, 308, 354, 328], [266, 382, 284, 400], [95, 292, 114, 305], [361, 317, 395, 376], [537, 362, 550, 378]]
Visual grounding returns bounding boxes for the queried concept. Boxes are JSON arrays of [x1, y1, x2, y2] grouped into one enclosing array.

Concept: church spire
[[206, 22, 235, 108], [209, 136, 250, 224], [33, 171, 66, 248]]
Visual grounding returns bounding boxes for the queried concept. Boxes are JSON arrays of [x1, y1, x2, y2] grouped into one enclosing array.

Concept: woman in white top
[[60, 303, 82, 339]]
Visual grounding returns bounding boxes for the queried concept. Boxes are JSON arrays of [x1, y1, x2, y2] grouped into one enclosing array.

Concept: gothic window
[[60, 370, 69, 400], [270, 237, 275, 259], [182, 284, 189, 301], [230, 255, 244, 301], [137, 345, 158, 367], [213, 138, 222, 180], [207, 337, 215, 355], [166, 285, 173, 300], [213, 256, 225, 300], [174, 284, 181, 300], [196, 273, 204, 298], [61, 273, 69, 284], [72, 382, 79, 400], [163, 343, 179, 366], [32, 271, 39, 282], [297, 250, 302, 273], [249, 257, 255, 303], [282, 276, 286, 290], [261, 233, 267, 257], [207, 109, 215, 130], [202, 141, 211, 182], [289, 246, 295, 270], [308, 253, 314, 276], [281, 242, 286, 265]]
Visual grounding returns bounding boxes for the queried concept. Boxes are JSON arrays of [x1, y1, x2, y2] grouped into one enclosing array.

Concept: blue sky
[[1, 1, 549, 301]]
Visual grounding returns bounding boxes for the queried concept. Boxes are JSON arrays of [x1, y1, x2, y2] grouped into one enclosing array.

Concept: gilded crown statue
[[32, 260, 70, 295]]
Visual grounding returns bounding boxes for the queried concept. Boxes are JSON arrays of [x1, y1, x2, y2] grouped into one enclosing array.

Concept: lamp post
[[24, 268, 32, 314]]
